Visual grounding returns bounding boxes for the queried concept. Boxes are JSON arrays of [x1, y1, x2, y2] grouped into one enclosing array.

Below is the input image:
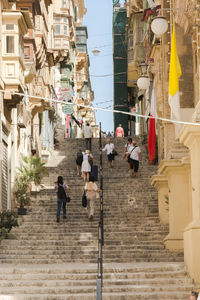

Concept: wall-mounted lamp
[[137, 62, 150, 90], [151, 15, 168, 35], [137, 76, 150, 90], [140, 62, 148, 75]]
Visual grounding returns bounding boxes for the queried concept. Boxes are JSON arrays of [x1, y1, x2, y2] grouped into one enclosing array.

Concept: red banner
[[147, 115, 156, 164]]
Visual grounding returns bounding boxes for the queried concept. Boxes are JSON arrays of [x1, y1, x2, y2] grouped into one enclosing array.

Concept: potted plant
[[15, 173, 31, 215], [15, 155, 48, 215], [22, 156, 49, 191]]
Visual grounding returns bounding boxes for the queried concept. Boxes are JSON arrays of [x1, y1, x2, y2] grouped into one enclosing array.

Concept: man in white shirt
[[83, 123, 93, 151], [124, 138, 132, 172], [127, 140, 142, 177], [102, 139, 115, 167]]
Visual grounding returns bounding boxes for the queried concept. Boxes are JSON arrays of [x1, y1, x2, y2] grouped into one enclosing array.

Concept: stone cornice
[[151, 174, 168, 189], [179, 125, 200, 149], [158, 157, 191, 176]]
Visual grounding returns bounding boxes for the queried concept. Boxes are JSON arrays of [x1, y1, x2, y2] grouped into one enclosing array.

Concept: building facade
[[0, 0, 96, 213], [113, 4, 129, 136], [52, 0, 96, 139], [126, 0, 200, 284], [0, 0, 56, 211]]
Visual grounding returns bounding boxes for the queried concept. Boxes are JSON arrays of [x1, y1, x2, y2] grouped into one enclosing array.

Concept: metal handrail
[[97, 122, 104, 300]]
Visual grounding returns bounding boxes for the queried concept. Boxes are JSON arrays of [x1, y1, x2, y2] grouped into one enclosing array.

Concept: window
[[128, 30, 133, 48], [6, 24, 14, 31], [24, 46, 30, 58], [63, 18, 67, 23], [62, 0, 67, 7], [54, 18, 60, 24], [64, 25, 68, 36], [6, 36, 14, 53], [19, 35, 24, 60], [55, 25, 60, 35], [55, 39, 61, 47], [74, 6, 78, 22]]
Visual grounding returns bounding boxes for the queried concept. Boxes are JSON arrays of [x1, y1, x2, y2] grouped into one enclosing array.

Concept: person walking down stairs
[[102, 139, 115, 168], [83, 123, 93, 151], [84, 175, 100, 221], [55, 176, 70, 222], [124, 137, 132, 173], [81, 150, 93, 181], [126, 139, 142, 177]]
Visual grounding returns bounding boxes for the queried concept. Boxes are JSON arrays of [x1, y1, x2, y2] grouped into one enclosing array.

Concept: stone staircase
[[0, 127, 194, 299]]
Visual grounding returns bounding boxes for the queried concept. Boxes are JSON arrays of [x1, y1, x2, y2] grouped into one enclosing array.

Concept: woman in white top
[[81, 150, 93, 181], [102, 139, 115, 167]]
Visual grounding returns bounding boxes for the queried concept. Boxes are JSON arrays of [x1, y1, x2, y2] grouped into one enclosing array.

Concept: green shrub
[[15, 156, 48, 207], [0, 227, 9, 240], [0, 211, 18, 240]]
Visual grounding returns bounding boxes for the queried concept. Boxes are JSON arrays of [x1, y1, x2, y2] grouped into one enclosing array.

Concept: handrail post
[[97, 122, 103, 300]]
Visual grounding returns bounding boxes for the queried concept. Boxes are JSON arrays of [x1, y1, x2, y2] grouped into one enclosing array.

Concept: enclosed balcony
[[127, 12, 146, 87], [76, 26, 88, 53], [2, 10, 33, 96]]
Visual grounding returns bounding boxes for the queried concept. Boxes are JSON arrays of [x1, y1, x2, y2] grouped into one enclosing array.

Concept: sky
[[83, 0, 114, 133]]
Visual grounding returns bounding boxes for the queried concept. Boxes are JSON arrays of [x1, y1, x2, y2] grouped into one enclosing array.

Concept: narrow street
[[0, 0, 200, 299], [0, 123, 194, 299]]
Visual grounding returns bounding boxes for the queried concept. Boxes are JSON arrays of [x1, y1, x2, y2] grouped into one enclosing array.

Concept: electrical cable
[[1, 89, 200, 127], [95, 100, 113, 105]]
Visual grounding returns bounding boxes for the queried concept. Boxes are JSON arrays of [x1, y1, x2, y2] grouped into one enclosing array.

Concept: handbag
[[66, 196, 71, 203], [112, 149, 118, 156], [82, 191, 87, 207], [88, 155, 93, 166]]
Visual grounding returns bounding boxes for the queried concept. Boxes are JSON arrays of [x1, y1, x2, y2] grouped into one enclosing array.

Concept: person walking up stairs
[[0, 125, 195, 299]]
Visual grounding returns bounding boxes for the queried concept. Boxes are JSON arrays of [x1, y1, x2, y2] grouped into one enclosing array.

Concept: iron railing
[[97, 122, 104, 300]]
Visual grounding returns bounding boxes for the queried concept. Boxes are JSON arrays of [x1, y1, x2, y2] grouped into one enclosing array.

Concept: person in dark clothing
[[76, 149, 83, 176], [55, 176, 70, 223]]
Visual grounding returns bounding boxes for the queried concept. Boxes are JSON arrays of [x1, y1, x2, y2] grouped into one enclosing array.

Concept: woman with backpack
[[81, 150, 93, 182], [76, 149, 83, 176], [55, 176, 70, 223]]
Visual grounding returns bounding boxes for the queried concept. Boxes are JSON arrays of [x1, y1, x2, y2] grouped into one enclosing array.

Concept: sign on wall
[[56, 88, 74, 114]]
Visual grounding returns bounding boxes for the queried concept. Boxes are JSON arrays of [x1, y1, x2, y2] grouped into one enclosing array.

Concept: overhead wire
[[1, 89, 200, 128]]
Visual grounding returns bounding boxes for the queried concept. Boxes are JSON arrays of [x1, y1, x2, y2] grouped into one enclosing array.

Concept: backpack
[[57, 184, 67, 200], [77, 151, 83, 162]]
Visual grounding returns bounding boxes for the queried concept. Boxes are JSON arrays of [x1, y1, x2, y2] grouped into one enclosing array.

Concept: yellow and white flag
[[168, 20, 182, 122]]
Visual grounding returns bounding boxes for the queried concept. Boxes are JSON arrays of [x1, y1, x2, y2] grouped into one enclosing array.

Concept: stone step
[[0, 269, 189, 280], [0, 285, 96, 294], [1, 239, 168, 247], [0, 136, 193, 298], [0, 294, 95, 300], [0, 277, 192, 288], [101, 292, 190, 300]]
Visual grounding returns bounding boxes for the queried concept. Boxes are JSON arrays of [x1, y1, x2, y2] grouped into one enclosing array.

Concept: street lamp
[[137, 62, 150, 90], [151, 15, 168, 35], [137, 76, 150, 90], [92, 48, 101, 56]]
